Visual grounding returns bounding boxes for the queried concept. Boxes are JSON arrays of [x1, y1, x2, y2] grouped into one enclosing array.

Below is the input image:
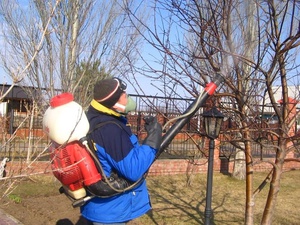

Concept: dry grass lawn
[[0, 170, 299, 225]]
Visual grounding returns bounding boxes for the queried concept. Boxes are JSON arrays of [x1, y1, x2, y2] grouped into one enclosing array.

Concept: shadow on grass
[[145, 176, 245, 225]]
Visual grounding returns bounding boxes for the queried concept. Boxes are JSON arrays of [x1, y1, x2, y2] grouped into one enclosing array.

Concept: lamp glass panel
[[204, 116, 222, 139]]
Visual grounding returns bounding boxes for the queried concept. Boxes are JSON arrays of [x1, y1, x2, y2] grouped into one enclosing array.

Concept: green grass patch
[[7, 194, 22, 203]]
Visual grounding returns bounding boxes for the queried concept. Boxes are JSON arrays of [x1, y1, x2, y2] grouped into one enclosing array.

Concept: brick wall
[[4, 139, 297, 177], [3, 139, 300, 177], [4, 156, 300, 179]]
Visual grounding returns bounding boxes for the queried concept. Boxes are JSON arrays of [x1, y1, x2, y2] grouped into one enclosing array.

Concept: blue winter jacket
[[80, 100, 157, 223]]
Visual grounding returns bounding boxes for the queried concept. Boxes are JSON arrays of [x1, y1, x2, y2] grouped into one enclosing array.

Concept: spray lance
[[148, 73, 224, 160]]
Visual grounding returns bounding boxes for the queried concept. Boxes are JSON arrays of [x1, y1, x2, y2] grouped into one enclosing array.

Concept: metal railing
[[0, 94, 297, 161]]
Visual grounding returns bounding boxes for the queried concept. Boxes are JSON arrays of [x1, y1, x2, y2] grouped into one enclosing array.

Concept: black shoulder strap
[[86, 120, 131, 166]]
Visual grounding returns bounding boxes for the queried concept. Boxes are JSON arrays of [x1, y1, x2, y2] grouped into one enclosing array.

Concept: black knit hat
[[93, 78, 126, 108]]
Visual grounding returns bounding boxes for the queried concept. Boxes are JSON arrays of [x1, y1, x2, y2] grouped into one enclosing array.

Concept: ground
[[1, 193, 87, 225], [0, 193, 143, 225], [1, 171, 300, 225], [0, 178, 142, 225], [0, 184, 143, 225]]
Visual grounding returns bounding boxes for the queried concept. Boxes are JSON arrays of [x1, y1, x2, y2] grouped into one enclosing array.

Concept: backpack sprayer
[[42, 74, 224, 207]]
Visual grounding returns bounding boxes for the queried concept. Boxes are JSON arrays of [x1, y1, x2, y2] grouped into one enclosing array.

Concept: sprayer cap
[[50, 93, 74, 107]]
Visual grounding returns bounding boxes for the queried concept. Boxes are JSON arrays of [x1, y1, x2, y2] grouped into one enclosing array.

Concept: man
[[81, 77, 162, 225]]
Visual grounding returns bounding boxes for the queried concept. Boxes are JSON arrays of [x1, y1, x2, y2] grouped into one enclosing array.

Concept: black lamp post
[[202, 106, 224, 225]]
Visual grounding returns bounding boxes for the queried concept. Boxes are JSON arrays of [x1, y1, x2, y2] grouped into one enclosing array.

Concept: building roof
[[0, 84, 36, 100]]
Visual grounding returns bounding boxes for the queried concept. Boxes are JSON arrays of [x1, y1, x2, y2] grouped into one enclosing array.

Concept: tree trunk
[[244, 138, 254, 225], [260, 148, 285, 224], [232, 147, 246, 180]]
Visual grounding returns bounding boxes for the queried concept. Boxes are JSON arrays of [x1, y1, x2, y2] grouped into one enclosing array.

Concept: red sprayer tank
[[43, 93, 101, 200]]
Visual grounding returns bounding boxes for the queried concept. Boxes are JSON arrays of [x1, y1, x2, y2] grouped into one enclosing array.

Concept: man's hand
[[142, 116, 162, 150]]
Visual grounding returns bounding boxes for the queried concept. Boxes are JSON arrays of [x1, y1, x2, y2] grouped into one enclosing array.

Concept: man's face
[[112, 92, 127, 112]]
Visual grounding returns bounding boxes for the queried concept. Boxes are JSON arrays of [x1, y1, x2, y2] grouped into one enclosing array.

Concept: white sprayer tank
[[43, 93, 89, 144]]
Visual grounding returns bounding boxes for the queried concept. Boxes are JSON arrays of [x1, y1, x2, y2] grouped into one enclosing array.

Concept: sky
[[0, 68, 11, 85], [0, 0, 166, 97], [0, 1, 299, 99]]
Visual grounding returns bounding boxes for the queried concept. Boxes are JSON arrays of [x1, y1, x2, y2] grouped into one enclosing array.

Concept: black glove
[[142, 116, 162, 150]]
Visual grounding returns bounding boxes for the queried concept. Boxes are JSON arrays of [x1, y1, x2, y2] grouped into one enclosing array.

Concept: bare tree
[[127, 0, 300, 224], [0, 0, 149, 206], [0, 0, 148, 164], [0, 0, 147, 106]]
